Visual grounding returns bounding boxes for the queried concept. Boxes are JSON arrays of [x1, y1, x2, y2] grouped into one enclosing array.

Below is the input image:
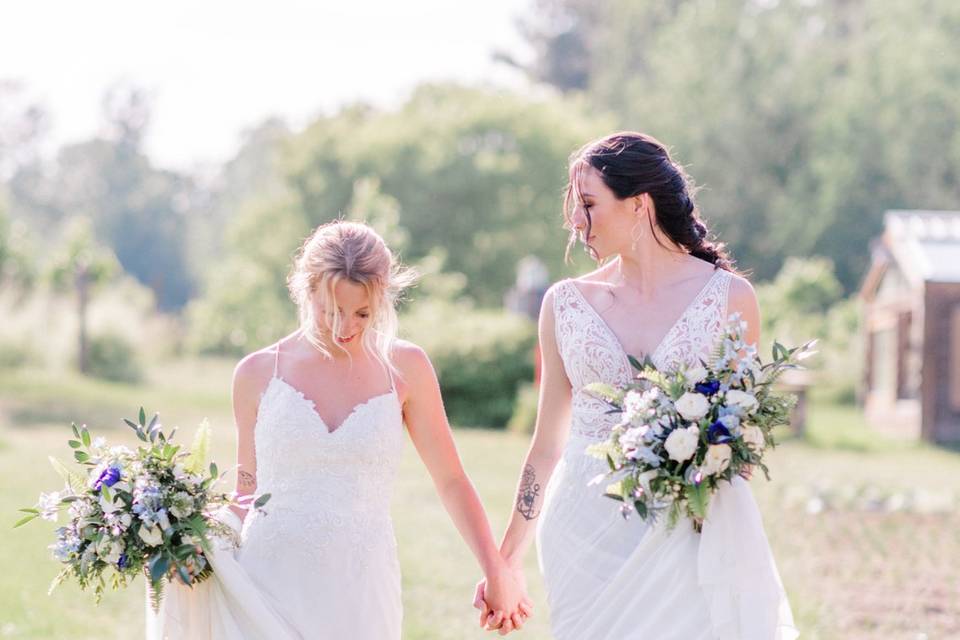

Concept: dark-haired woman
[[476, 133, 797, 639]]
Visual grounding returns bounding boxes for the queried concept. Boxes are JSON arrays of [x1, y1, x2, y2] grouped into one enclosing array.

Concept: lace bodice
[[553, 269, 732, 439], [250, 376, 404, 514], [240, 351, 405, 568]]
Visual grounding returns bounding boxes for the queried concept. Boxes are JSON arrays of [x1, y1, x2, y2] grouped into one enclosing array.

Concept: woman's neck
[[608, 237, 691, 298]]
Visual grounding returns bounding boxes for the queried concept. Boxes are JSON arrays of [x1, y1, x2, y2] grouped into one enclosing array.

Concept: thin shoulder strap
[[386, 363, 397, 392], [273, 341, 281, 378]]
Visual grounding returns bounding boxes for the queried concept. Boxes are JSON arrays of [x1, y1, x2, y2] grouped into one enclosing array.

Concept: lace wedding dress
[[537, 269, 798, 640], [147, 347, 405, 639]]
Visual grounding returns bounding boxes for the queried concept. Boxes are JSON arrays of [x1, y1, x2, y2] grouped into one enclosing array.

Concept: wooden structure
[[860, 210, 960, 444]]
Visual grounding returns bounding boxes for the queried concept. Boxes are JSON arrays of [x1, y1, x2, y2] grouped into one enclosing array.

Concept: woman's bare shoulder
[[233, 344, 279, 394]]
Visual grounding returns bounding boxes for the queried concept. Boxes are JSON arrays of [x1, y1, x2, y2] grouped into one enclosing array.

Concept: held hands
[[473, 562, 533, 635]]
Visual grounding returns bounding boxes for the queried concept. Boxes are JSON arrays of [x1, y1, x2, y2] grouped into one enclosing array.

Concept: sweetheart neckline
[[265, 376, 399, 435]]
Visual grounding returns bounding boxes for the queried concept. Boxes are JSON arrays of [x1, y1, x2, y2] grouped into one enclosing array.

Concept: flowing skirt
[[536, 434, 798, 640], [146, 506, 402, 640]]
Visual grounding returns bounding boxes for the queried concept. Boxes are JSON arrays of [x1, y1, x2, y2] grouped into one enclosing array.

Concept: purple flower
[[695, 379, 721, 396], [707, 421, 734, 444], [94, 466, 122, 491]]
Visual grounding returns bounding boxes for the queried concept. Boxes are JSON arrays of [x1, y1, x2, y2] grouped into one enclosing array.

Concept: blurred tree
[[0, 195, 34, 291], [47, 217, 119, 374], [189, 117, 292, 275], [756, 256, 859, 401], [9, 84, 196, 310], [0, 79, 48, 181], [185, 193, 309, 355], [287, 84, 605, 305], [511, 0, 960, 290]]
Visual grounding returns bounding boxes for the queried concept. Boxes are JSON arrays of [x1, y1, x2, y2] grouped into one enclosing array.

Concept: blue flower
[[707, 421, 734, 444], [117, 553, 129, 570], [94, 466, 122, 491], [695, 379, 721, 396]]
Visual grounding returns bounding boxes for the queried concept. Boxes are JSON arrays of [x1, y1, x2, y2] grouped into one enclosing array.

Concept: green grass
[[2, 363, 959, 639]]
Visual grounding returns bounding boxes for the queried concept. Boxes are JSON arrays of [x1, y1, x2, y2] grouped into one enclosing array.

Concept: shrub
[[402, 299, 536, 428], [85, 333, 143, 383], [507, 381, 539, 435]]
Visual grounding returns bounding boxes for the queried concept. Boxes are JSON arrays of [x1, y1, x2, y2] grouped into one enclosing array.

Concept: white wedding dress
[[537, 270, 798, 640], [147, 347, 405, 639]]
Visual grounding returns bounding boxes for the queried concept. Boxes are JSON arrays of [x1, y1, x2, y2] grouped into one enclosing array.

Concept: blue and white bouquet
[[585, 314, 815, 531], [15, 409, 270, 611]]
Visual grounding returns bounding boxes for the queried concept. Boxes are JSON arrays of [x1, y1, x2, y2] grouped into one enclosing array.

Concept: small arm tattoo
[[238, 470, 256, 489], [516, 464, 541, 520]]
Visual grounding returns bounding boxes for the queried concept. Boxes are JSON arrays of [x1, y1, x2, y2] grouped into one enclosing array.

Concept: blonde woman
[[149, 220, 531, 639]]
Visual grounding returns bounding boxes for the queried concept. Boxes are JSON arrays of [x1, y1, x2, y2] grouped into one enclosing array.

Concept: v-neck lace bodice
[[553, 269, 731, 439], [247, 373, 405, 516]]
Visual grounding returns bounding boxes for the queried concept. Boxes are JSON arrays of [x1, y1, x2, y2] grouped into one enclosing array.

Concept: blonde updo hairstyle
[[287, 220, 416, 373]]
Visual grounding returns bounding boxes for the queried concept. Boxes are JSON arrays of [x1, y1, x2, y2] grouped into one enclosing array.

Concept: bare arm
[[229, 353, 268, 523], [397, 342, 532, 622], [728, 275, 762, 348], [499, 287, 572, 568], [728, 275, 761, 480]]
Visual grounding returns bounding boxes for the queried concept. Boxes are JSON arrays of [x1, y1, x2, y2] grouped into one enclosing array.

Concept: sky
[[1, 0, 532, 172]]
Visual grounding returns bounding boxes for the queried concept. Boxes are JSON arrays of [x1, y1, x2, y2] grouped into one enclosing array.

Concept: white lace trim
[[241, 374, 405, 566], [553, 270, 731, 439]]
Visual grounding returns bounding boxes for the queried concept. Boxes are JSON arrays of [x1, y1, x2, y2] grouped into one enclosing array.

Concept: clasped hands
[[473, 561, 532, 635]]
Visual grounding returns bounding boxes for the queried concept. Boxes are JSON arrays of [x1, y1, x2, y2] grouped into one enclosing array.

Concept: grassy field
[[1, 362, 958, 639]]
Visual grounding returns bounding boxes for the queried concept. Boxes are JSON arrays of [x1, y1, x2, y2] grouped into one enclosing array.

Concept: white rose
[[96, 538, 123, 564], [619, 426, 646, 452], [675, 392, 710, 421], [726, 389, 759, 413], [685, 365, 709, 385], [741, 425, 766, 452], [664, 425, 700, 463], [138, 524, 163, 547], [623, 391, 645, 416], [701, 444, 732, 476], [99, 493, 124, 514]]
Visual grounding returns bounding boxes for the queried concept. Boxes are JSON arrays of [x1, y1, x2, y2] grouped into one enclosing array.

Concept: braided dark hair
[[563, 131, 737, 272]]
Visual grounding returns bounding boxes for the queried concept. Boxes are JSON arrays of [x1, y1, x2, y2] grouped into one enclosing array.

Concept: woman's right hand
[[473, 563, 532, 635]]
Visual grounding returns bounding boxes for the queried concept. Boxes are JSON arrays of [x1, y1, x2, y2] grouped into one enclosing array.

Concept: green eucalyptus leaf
[[634, 500, 648, 519], [13, 513, 39, 528]]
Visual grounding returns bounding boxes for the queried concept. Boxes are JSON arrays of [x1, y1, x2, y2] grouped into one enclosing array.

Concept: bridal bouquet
[[585, 314, 815, 531], [15, 409, 270, 611]]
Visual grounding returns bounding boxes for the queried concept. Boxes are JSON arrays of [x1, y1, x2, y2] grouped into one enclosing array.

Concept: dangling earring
[[630, 216, 646, 251]]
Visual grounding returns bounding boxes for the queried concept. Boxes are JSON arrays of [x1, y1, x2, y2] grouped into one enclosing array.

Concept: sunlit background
[[2, 1, 959, 639]]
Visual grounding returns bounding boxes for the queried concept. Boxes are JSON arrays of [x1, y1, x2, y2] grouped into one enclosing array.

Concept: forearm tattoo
[[238, 470, 256, 489], [516, 464, 541, 521]]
